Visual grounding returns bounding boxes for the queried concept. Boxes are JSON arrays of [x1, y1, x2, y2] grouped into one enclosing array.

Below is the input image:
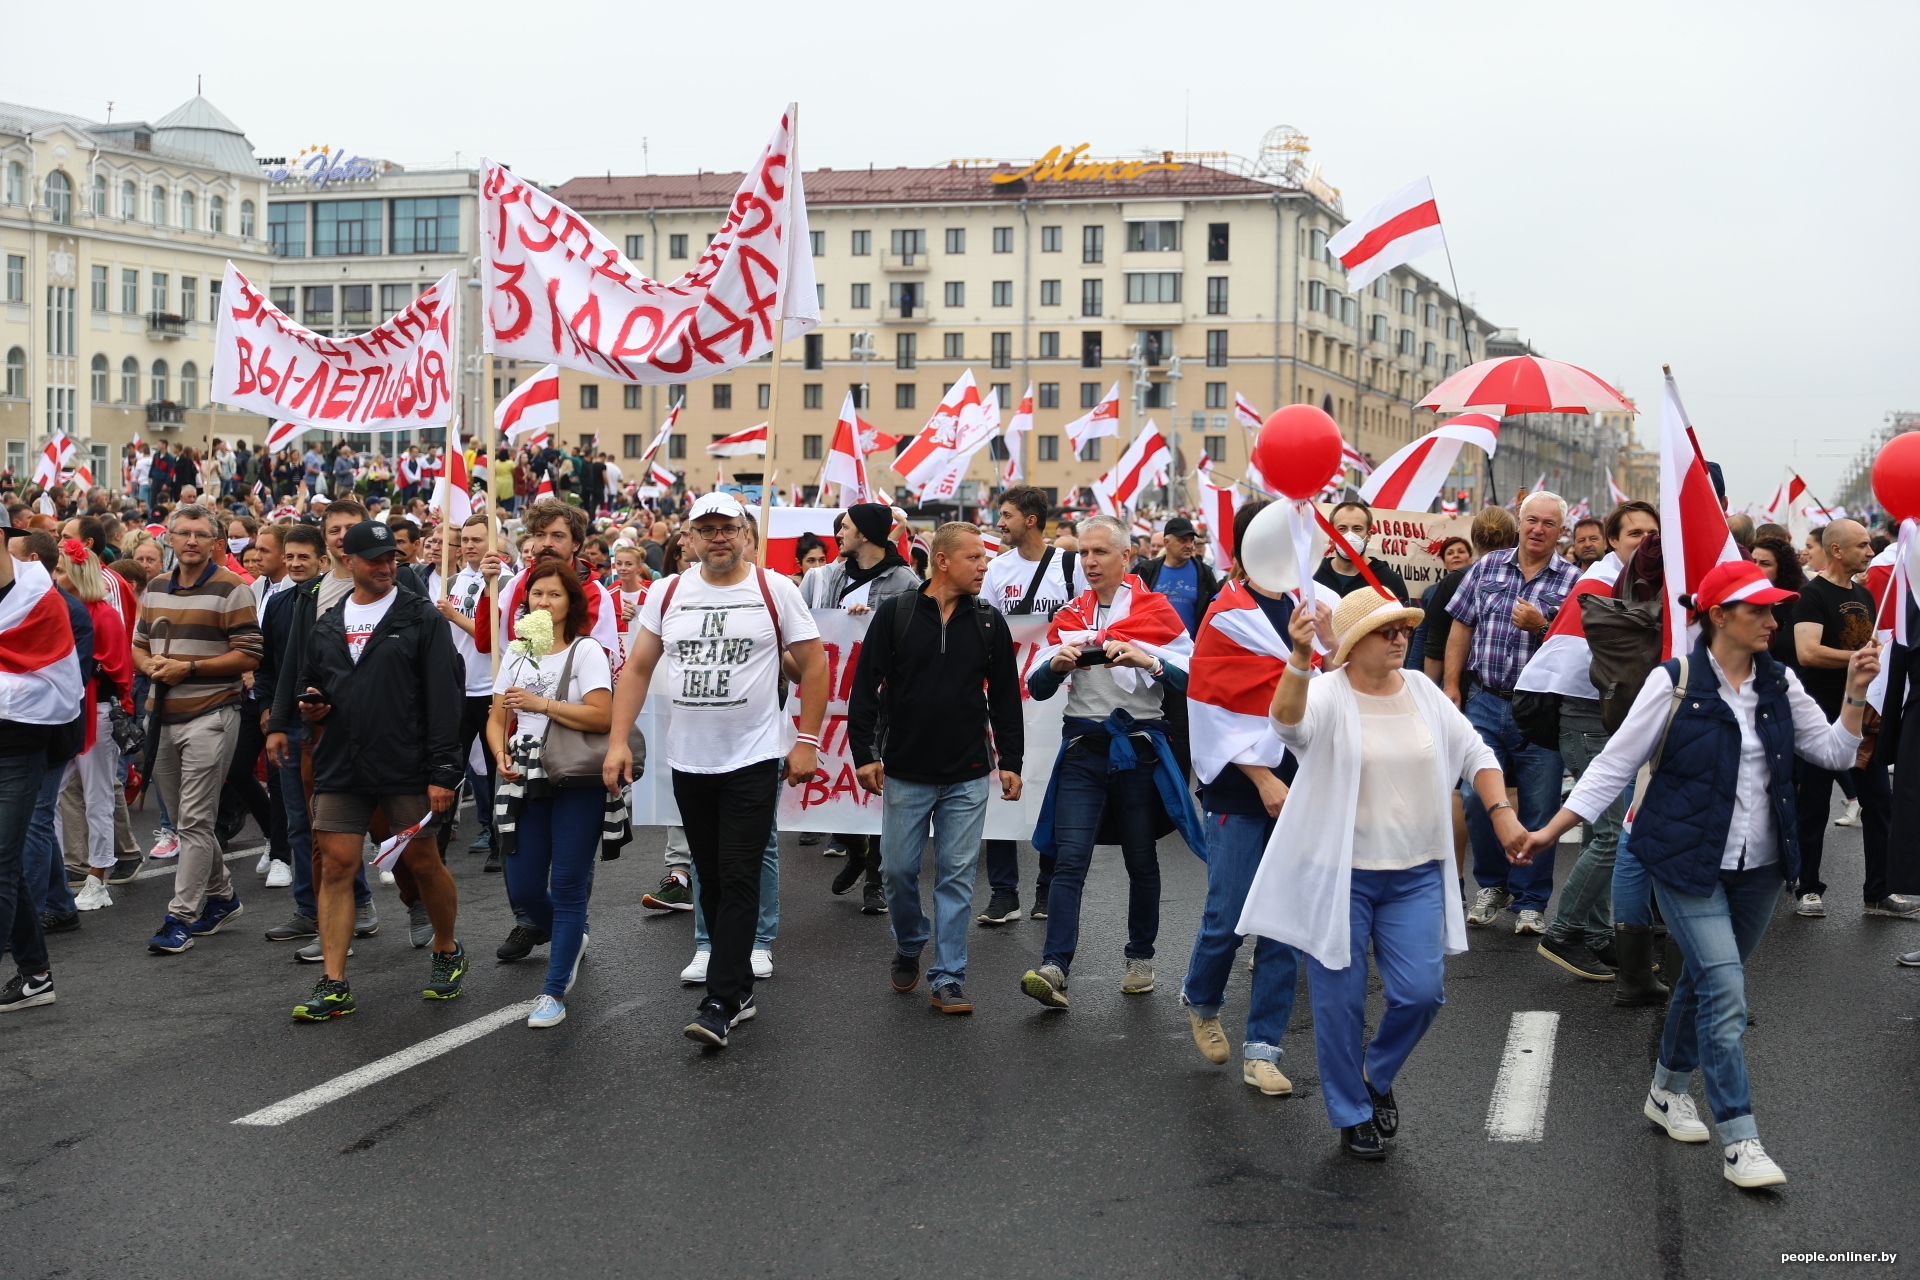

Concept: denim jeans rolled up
[[879, 775, 991, 990], [1651, 866, 1781, 1144], [1182, 811, 1300, 1062], [1042, 744, 1163, 975], [1461, 691, 1564, 911], [1, 752, 53, 975]]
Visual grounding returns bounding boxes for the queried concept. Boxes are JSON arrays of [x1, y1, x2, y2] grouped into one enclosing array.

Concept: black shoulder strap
[[1011, 547, 1057, 616], [973, 599, 1000, 663], [891, 588, 918, 650]]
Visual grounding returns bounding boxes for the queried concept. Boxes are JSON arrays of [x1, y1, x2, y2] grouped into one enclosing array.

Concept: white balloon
[[1239, 500, 1327, 593]]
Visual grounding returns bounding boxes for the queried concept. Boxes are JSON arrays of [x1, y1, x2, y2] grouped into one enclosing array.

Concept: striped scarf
[[493, 734, 633, 861]]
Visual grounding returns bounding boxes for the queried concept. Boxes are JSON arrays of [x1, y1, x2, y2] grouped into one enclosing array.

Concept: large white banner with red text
[[628, 610, 1061, 837], [212, 262, 457, 431], [480, 107, 818, 382]]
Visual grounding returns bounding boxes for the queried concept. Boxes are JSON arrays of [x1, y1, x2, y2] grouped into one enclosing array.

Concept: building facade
[[0, 96, 273, 485], [548, 135, 1498, 510]]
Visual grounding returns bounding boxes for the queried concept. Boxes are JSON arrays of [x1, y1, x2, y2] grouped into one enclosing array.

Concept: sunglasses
[[1374, 626, 1413, 643]]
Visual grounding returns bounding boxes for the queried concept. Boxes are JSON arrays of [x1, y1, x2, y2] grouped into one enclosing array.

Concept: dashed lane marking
[[1486, 1010, 1559, 1142]]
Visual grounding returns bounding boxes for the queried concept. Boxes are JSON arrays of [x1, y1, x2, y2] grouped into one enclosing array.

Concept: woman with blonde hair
[[54, 539, 134, 910]]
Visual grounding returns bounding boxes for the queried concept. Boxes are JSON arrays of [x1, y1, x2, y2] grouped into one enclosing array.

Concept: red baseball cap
[[1694, 559, 1798, 612]]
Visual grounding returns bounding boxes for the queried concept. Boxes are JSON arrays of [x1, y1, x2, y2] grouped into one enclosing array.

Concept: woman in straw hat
[[1238, 586, 1521, 1160]]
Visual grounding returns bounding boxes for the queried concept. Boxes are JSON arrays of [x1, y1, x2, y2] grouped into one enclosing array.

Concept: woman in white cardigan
[[1238, 587, 1521, 1160]]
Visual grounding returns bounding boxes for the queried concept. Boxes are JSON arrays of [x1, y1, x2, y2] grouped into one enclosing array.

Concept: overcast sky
[[14, 0, 1915, 505]]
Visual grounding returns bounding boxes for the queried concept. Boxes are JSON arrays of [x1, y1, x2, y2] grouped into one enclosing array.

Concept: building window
[[1422, 341, 1437, 366], [1308, 227, 1327, 260], [1423, 302, 1438, 328], [119, 355, 138, 403], [208, 194, 224, 234], [802, 434, 823, 460], [1401, 288, 1416, 315], [179, 361, 199, 409], [850, 282, 870, 308], [1444, 353, 1458, 375], [391, 196, 460, 254], [3, 161, 21, 205], [992, 226, 1013, 253], [1206, 330, 1227, 368], [991, 332, 1012, 369], [943, 281, 965, 308], [581, 384, 600, 409], [895, 333, 916, 370], [1038, 279, 1062, 308], [803, 383, 823, 409], [4, 254, 21, 303], [991, 381, 1012, 409], [121, 180, 137, 220], [90, 265, 108, 311], [1080, 381, 1101, 407], [178, 189, 195, 230], [624, 234, 644, 260], [667, 434, 686, 459], [1371, 314, 1388, 343], [1398, 328, 1415, 355], [1081, 279, 1103, 317], [944, 228, 965, 254], [1082, 225, 1103, 263], [150, 359, 169, 403], [992, 280, 1013, 307], [711, 384, 732, 410], [988, 434, 1009, 461], [1038, 331, 1060, 359], [851, 229, 871, 255], [943, 332, 964, 360], [269, 202, 307, 257], [46, 170, 73, 224], [376, 284, 408, 319], [896, 383, 916, 409], [809, 229, 825, 257], [803, 332, 823, 370], [303, 285, 333, 328], [1125, 220, 1180, 252], [1207, 223, 1230, 262], [315, 200, 381, 256], [240, 199, 256, 237], [89, 353, 108, 401], [1205, 382, 1228, 409], [622, 434, 643, 457], [1079, 438, 1100, 462], [3, 346, 22, 397], [669, 234, 688, 259], [1038, 382, 1060, 409], [1201, 434, 1225, 462], [890, 228, 927, 263], [46, 287, 73, 357], [1031, 226, 1060, 255], [1445, 315, 1459, 339], [1307, 280, 1325, 312], [616, 385, 641, 410], [1125, 272, 1181, 304], [1341, 296, 1357, 326], [91, 174, 106, 216], [1081, 332, 1102, 369], [889, 281, 922, 318], [180, 277, 199, 323], [150, 272, 169, 314], [1037, 434, 1059, 462], [150, 185, 167, 225], [1206, 277, 1228, 315], [757, 383, 771, 410]]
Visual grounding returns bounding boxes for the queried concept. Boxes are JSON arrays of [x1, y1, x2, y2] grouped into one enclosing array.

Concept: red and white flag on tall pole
[[707, 423, 769, 457], [433, 419, 473, 525], [1002, 383, 1034, 484], [1092, 421, 1171, 515], [640, 400, 682, 462], [1359, 414, 1500, 511], [1341, 442, 1372, 478], [66, 462, 95, 491], [893, 372, 988, 491], [1199, 463, 1243, 573], [820, 392, 876, 504], [1658, 368, 1740, 659], [1607, 466, 1629, 506], [31, 432, 74, 490], [497, 364, 561, 444], [265, 419, 302, 453], [1064, 382, 1121, 453], [1326, 176, 1446, 292], [1233, 393, 1264, 433], [921, 384, 1002, 502], [649, 458, 678, 488]]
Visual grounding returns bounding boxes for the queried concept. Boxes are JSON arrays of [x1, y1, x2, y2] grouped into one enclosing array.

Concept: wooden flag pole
[[478, 276, 502, 679], [439, 414, 457, 599], [757, 102, 801, 550]]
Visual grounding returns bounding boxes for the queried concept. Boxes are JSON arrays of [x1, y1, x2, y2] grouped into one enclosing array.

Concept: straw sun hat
[[1331, 587, 1425, 667]]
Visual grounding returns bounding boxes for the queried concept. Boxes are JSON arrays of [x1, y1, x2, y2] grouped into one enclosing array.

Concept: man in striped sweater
[[133, 504, 264, 956]]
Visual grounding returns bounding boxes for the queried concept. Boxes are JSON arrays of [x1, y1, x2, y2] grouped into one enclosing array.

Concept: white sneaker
[[1513, 909, 1547, 936], [1796, 892, 1827, 918], [255, 852, 272, 875], [1643, 1086, 1710, 1142], [265, 861, 292, 888], [378, 869, 396, 886], [751, 947, 773, 979], [1723, 1138, 1787, 1188], [1467, 886, 1511, 927], [72, 876, 112, 912], [149, 830, 180, 861], [1834, 798, 1862, 827], [680, 949, 710, 984]]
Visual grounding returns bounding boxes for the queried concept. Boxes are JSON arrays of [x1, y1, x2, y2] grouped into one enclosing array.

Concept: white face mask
[[228, 537, 251, 555]]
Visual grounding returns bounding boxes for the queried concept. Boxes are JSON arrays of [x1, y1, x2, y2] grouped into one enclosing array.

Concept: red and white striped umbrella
[[1418, 355, 1634, 417]]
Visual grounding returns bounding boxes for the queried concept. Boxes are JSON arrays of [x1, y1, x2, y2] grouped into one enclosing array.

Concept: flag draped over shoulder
[[1515, 553, 1623, 699], [0, 559, 82, 727], [1038, 575, 1194, 693], [1186, 580, 1293, 785]]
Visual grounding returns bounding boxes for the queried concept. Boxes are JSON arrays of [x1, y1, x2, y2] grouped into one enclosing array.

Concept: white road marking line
[[1486, 1010, 1559, 1142], [131, 845, 266, 882], [233, 1001, 536, 1126]]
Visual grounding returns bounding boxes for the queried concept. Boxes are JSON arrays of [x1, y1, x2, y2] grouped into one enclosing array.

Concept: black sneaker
[[1537, 934, 1615, 981], [1367, 1080, 1399, 1139], [862, 882, 888, 915], [424, 942, 467, 999], [891, 950, 921, 993], [830, 860, 864, 896], [1341, 1121, 1387, 1161], [797, 832, 821, 847], [408, 903, 432, 949], [684, 997, 731, 1048], [1030, 893, 1049, 921], [292, 977, 355, 1021], [264, 913, 318, 942], [1590, 939, 1620, 969], [496, 924, 548, 962], [0, 971, 55, 1012], [929, 983, 973, 1014], [40, 910, 80, 935], [482, 848, 503, 874], [106, 856, 145, 885], [977, 889, 1022, 926]]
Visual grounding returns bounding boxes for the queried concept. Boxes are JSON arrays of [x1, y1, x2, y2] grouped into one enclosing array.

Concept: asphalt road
[[4, 794, 1916, 1280]]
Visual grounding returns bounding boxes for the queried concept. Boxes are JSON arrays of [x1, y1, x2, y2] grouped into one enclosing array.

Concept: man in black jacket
[[286, 521, 465, 1021], [849, 522, 1024, 1014]]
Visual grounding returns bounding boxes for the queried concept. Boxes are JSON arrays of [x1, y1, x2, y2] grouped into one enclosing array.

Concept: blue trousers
[[1042, 746, 1163, 975], [283, 723, 369, 919], [880, 775, 991, 989], [0, 753, 51, 975], [1181, 811, 1300, 1062], [1305, 862, 1449, 1130], [501, 788, 604, 999], [1461, 691, 1564, 911], [983, 837, 1055, 905], [1612, 822, 1651, 927], [26, 766, 74, 917], [1652, 867, 1779, 1144]]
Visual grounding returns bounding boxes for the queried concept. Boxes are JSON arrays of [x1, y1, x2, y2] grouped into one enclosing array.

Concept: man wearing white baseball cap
[[604, 493, 829, 1049]]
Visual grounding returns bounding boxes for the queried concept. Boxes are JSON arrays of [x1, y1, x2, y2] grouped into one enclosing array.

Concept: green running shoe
[[424, 941, 467, 1000], [293, 978, 355, 1021]]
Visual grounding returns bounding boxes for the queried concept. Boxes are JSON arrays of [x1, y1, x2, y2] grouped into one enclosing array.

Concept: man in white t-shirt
[[476, 500, 621, 659], [604, 493, 829, 1049], [974, 484, 1077, 926], [432, 513, 507, 889]]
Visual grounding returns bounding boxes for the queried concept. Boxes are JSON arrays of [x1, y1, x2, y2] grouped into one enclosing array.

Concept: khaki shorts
[[311, 791, 435, 835]]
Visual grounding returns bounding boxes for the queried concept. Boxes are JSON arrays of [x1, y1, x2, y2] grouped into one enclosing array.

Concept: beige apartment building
[[0, 96, 273, 485], [548, 133, 1499, 509]]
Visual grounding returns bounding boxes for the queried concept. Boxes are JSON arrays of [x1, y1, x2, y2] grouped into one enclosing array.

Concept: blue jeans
[[1043, 745, 1163, 975], [1461, 691, 1564, 911], [1181, 812, 1300, 1063], [1612, 822, 1651, 927], [1305, 861, 1448, 1130], [0, 753, 51, 975], [1651, 867, 1780, 1144], [693, 818, 779, 950], [26, 766, 74, 917], [879, 775, 992, 989], [501, 788, 603, 999], [283, 723, 369, 919]]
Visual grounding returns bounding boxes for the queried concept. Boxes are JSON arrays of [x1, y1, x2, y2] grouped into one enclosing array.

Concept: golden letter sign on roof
[[991, 144, 1183, 185]]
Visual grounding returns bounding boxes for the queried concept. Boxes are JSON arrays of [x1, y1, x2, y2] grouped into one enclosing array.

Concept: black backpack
[[870, 590, 1004, 758], [1584, 533, 1667, 733]]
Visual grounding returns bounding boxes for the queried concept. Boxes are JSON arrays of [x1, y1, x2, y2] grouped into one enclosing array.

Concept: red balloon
[[1873, 432, 1920, 522], [1253, 405, 1345, 500]]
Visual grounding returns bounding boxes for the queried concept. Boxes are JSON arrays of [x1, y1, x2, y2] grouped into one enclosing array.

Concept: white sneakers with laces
[[751, 947, 773, 979], [1834, 798, 1862, 827], [1796, 892, 1827, 918], [1723, 1138, 1787, 1188], [265, 861, 292, 888], [1512, 909, 1546, 936], [1643, 1086, 1710, 1143], [680, 950, 710, 984], [72, 876, 112, 912]]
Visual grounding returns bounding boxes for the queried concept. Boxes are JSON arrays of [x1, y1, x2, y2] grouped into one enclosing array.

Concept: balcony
[[145, 401, 186, 428], [880, 303, 932, 325], [146, 312, 186, 340], [881, 251, 930, 274]]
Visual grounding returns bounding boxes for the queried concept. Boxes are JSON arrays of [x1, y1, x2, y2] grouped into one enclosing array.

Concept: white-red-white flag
[[893, 372, 986, 489], [480, 107, 818, 382], [1360, 414, 1500, 511], [535, 474, 555, 501], [0, 559, 82, 728], [707, 423, 769, 457], [859, 423, 900, 453], [497, 364, 561, 444], [1341, 442, 1372, 478], [1233, 393, 1264, 433], [1200, 465, 1243, 573], [1326, 176, 1445, 292], [66, 462, 95, 491], [641, 400, 682, 462], [820, 393, 876, 503], [1064, 382, 1121, 453], [31, 433, 73, 490], [1002, 383, 1034, 484], [1092, 422, 1171, 515], [1659, 370, 1740, 659], [1607, 467, 1629, 506], [265, 419, 302, 453], [433, 420, 473, 525], [649, 458, 678, 488], [921, 385, 1002, 502]]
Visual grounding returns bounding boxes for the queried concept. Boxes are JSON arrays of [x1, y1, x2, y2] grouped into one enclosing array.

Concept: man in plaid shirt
[[1442, 492, 1577, 935]]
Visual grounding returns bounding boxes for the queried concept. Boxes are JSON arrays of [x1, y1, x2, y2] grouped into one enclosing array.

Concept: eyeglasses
[[688, 524, 745, 540], [1375, 626, 1413, 643], [172, 530, 213, 541]]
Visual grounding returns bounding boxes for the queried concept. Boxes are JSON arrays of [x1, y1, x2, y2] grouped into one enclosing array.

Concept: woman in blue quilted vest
[[1513, 559, 1878, 1190]]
